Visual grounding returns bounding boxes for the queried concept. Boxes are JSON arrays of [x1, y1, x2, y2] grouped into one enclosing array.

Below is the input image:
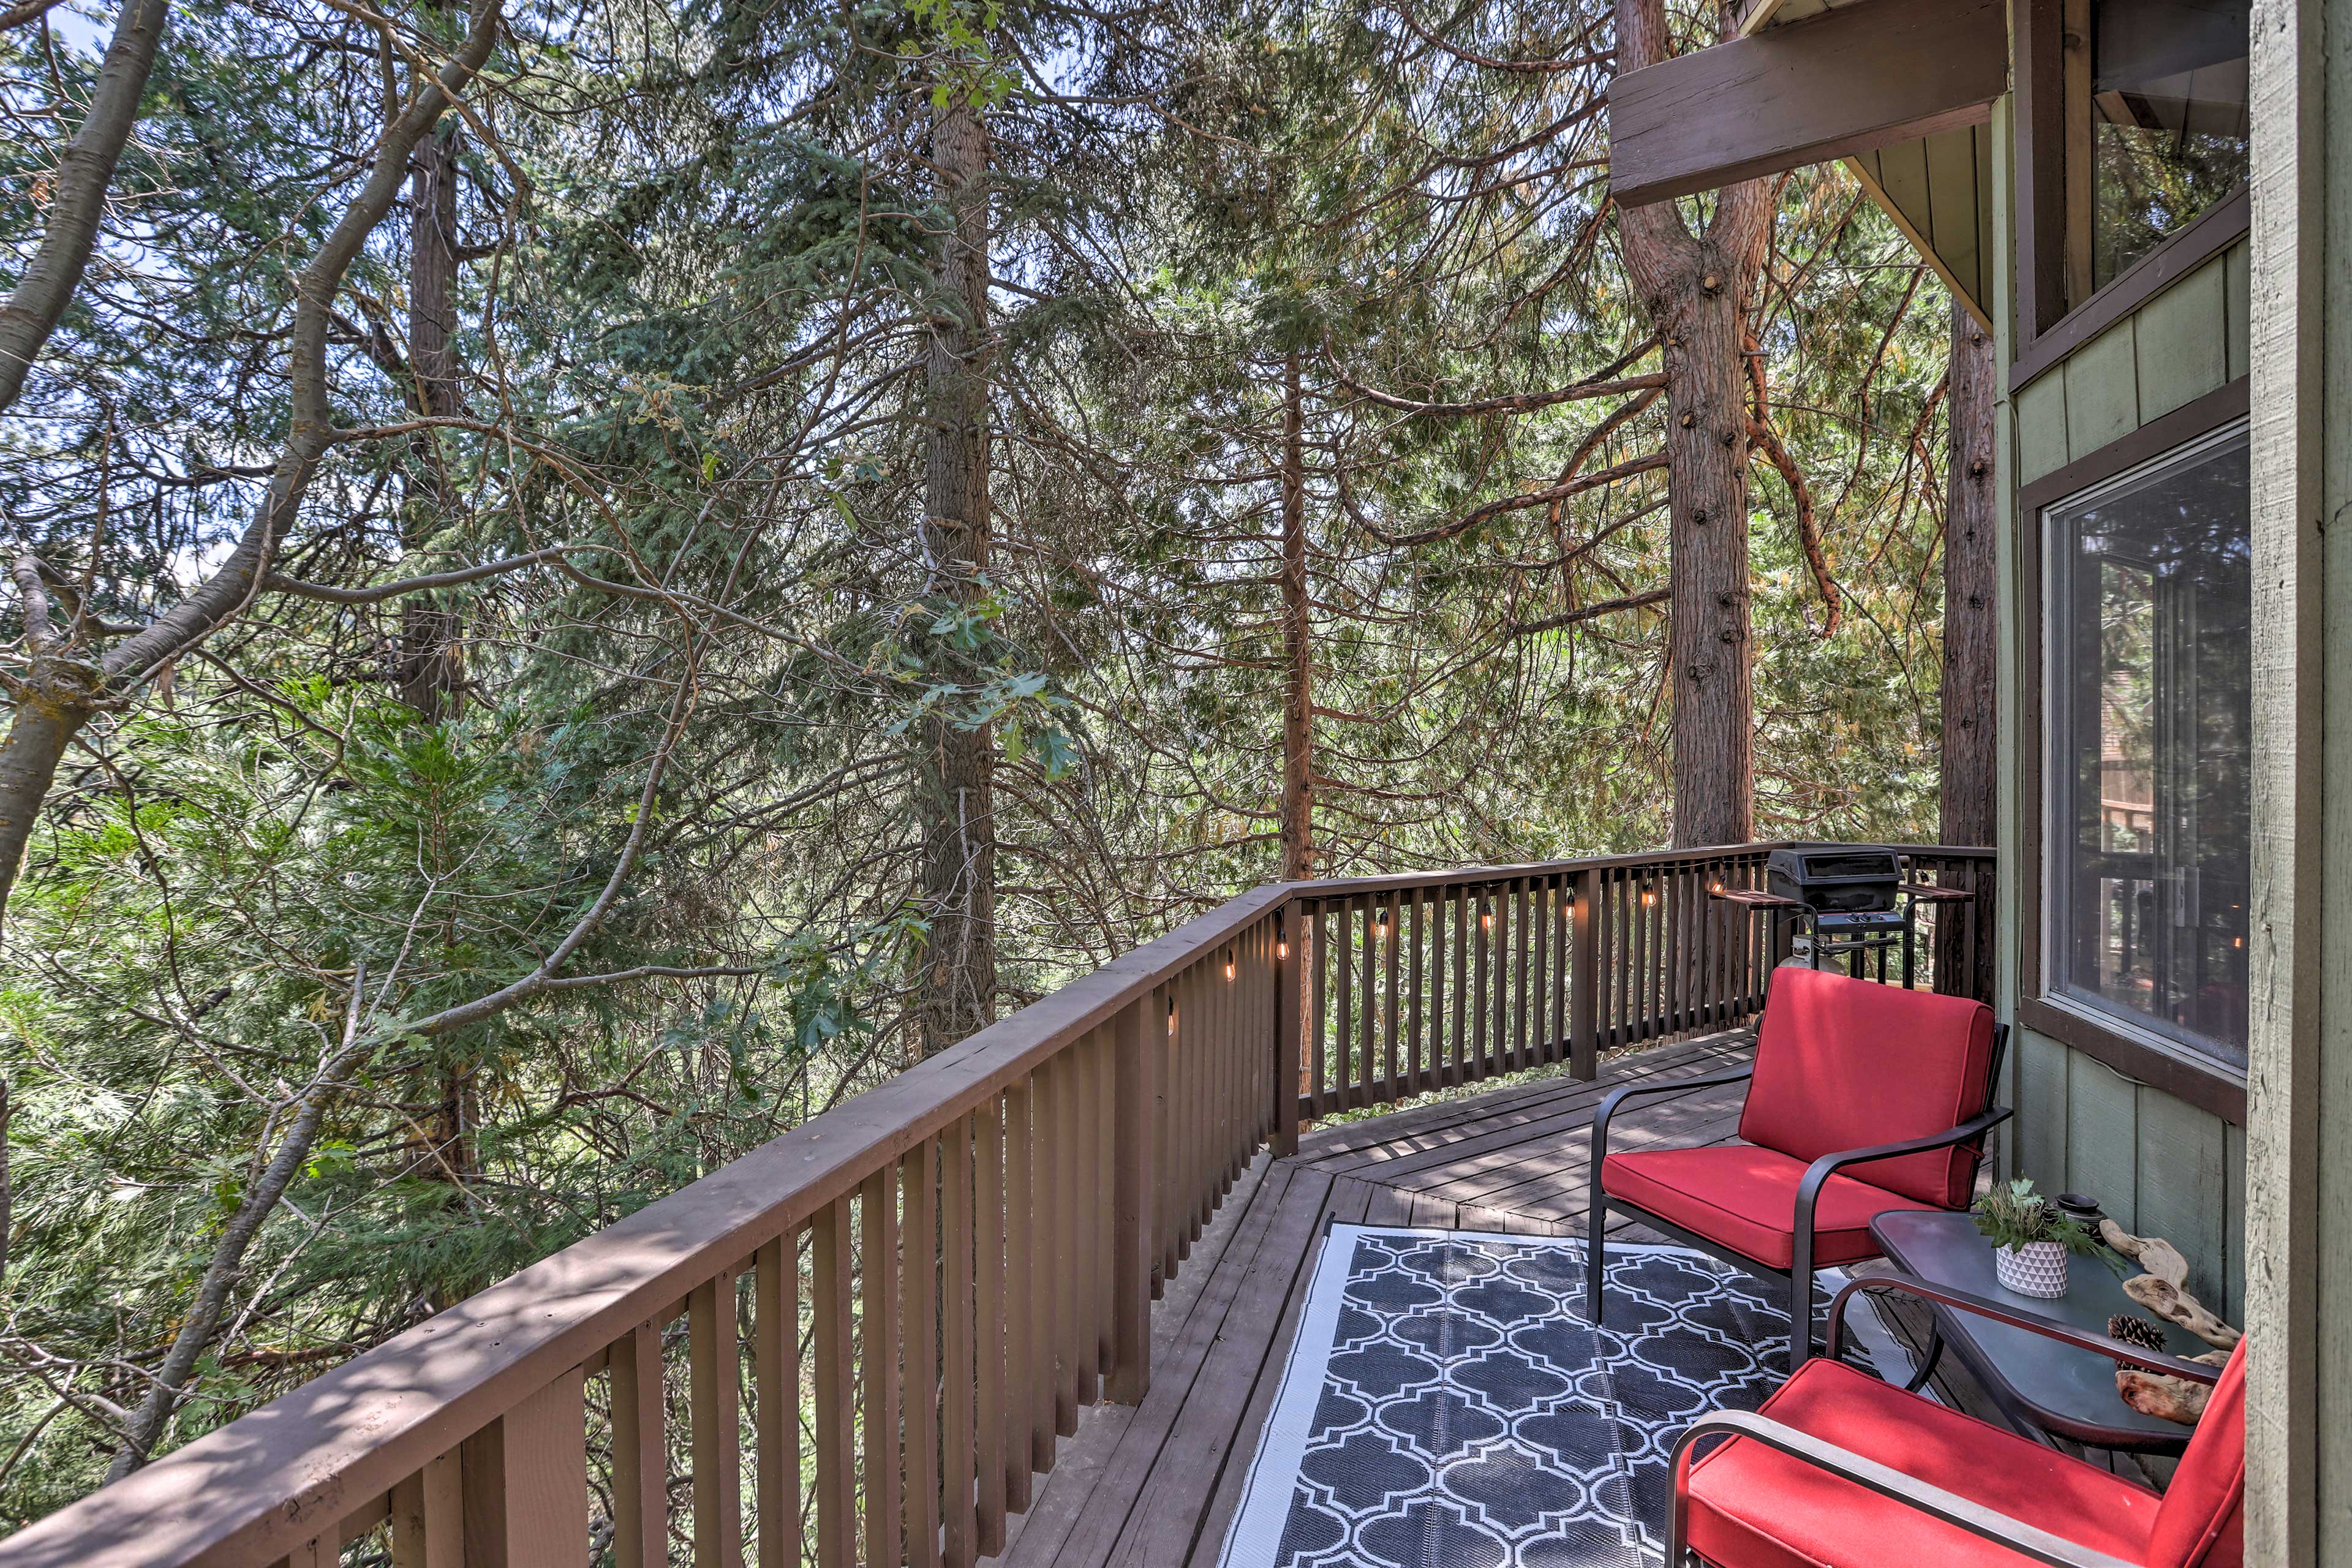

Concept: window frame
[[2018, 377, 2250, 1125], [2010, 0, 2250, 389]]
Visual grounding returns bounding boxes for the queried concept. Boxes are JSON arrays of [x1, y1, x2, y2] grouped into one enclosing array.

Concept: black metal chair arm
[[1664, 1409, 2143, 1568], [1588, 1065, 1758, 1171], [1823, 1274, 2227, 1384], [1792, 1104, 2016, 1220]]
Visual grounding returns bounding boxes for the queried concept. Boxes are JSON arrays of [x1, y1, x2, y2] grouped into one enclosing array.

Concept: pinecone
[[2108, 1313, 2168, 1353]]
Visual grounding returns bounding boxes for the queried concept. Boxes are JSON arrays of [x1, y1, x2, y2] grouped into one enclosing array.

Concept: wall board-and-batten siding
[[2011, 237, 2253, 486], [1988, 105, 2248, 1322]]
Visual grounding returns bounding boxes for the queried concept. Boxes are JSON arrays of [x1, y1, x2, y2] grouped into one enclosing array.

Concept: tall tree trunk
[[1939, 298, 1998, 1001], [0, 0, 168, 415], [1613, 0, 1773, 849], [1278, 353, 1314, 883], [1940, 298, 1997, 848], [399, 113, 465, 720], [914, 101, 997, 1057]]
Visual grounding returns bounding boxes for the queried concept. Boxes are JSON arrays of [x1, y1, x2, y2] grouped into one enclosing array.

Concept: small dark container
[[2056, 1192, 2106, 1232]]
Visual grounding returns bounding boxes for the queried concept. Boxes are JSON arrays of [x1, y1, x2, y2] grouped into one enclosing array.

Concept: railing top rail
[[0, 886, 1294, 1568], [1289, 841, 1994, 900]]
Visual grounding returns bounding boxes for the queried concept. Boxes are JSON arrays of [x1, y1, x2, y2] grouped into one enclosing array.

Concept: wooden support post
[[1570, 869, 1598, 1079], [1275, 904, 1302, 1156], [1110, 995, 1156, 1403], [460, 1371, 589, 1568]]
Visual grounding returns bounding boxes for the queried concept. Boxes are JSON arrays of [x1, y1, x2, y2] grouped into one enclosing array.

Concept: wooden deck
[[994, 1026, 2056, 1568], [997, 1030, 1769, 1568]]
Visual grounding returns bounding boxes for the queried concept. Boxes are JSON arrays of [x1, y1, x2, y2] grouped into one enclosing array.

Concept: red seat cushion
[[1601, 1145, 1939, 1270], [1686, 1357, 2165, 1568], [2145, 1340, 2247, 1568], [1740, 967, 1997, 1208]]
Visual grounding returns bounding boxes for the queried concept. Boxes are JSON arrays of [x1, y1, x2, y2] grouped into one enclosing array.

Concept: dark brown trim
[[2011, 186, 2250, 394], [2018, 998, 2247, 1123], [2015, 376, 2251, 1129], [2016, 377, 2250, 516], [2011, 0, 2067, 341], [1607, 0, 2005, 208]]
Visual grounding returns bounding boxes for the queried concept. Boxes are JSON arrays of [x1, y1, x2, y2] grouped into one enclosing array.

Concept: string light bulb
[[1642, 884, 1657, 908], [1224, 949, 1236, 981], [1480, 903, 1493, 933]]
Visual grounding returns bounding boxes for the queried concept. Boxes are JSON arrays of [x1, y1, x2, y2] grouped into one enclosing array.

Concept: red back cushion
[[1737, 967, 1997, 1207], [2146, 1340, 2246, 1568]]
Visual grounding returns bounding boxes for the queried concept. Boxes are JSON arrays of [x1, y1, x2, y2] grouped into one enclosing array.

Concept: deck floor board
[[993, 1025, 2021, 1568]]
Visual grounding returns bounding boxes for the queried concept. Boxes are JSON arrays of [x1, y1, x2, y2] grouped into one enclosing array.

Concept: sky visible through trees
[[0, 0, 1962, 1525]]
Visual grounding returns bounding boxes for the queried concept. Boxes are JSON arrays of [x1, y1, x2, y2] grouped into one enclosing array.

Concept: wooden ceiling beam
[[1608, 0, 2008, 209]]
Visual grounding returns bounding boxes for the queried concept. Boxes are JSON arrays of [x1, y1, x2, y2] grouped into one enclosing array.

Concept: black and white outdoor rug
[[1218, 1225, 1910, 1568]]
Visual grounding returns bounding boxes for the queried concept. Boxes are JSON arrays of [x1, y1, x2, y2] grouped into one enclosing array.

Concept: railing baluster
[[862, 1167, 904, 1568], [753, 1234, 797, 1568], [942, 1117, 975, 1568], [1114, 998, 1156, 1402], [390, 1450, 462, 1568], [1407, 889, 1427, 1093], [905, 1138, 941, 1568], [1471, 886, 1491, 1077], [1003, 1077, 1038, 1504], [974, 1101, 1006, 1557], [1524, 879, 1543, 1072], [1092, 1026, 1117, 1385], [1310, 900, 1329, 1115], [813, 1197, 855, 1568], [1354, 895, 1376, 1107], [688, 1272, 742, 1568], [1450, 889, 1468, 1085]]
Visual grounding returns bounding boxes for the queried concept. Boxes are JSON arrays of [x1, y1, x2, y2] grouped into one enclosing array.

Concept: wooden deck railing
[[0, 842, 1990, 1568]]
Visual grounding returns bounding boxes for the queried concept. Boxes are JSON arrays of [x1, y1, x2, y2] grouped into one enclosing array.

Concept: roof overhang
[[1609, 0, 2005, 207], [1608, 0, 2008, 326]]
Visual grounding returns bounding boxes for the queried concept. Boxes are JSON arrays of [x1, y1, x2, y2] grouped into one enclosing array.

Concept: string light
[[1224, 949, 1236, 981], [1642, 883, 1657, 908]]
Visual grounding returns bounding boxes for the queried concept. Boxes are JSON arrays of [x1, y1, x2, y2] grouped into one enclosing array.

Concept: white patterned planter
[[1995, 1240, 2071, 1298]]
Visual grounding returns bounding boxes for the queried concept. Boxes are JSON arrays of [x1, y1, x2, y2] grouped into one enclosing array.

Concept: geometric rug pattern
[[1219, 1225, 1843, 1568]]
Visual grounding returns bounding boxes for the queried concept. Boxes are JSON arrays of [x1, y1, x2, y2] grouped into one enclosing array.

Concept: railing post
[[1275, 902, 1303, 1156], [1110, 995, 1156, 1403], [1570, 868, 1598, 1079]]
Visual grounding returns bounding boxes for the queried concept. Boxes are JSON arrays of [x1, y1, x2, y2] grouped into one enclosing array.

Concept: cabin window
[[2083, 0, 2249, 294], [2043, 423, 2250, 1072]]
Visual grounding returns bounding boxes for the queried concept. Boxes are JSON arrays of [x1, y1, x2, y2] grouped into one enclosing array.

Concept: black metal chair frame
[[1659, 1276, 2223, 1568], [1585, 1021, 2011, 1370]]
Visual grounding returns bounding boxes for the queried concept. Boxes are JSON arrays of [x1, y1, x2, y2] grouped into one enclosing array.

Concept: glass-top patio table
[[1869, 1208, 2210, 1455]]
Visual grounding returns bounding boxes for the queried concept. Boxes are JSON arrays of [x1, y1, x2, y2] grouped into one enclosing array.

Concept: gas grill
[[1765, 844, 1910, 970]]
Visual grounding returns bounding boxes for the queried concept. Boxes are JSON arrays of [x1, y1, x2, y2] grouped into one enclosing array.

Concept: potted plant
[[1972, 1177, 2103, 1298]]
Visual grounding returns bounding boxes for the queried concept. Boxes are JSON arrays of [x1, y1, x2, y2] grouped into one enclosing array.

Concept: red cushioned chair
[[1585, 966, 2010, 1367], [1665, 1277, 2244, 1568]]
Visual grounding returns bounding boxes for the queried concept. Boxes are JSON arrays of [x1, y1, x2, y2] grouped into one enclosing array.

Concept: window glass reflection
[[2090, 0, 2248, 289], [2047, 427, 2249, 1068]]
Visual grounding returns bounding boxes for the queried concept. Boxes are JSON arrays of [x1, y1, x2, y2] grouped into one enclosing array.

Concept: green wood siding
[[1992, 101, 2246, 1327], [2011, 239, 2250, 486], [2002, 1025, 2245, 1319]]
